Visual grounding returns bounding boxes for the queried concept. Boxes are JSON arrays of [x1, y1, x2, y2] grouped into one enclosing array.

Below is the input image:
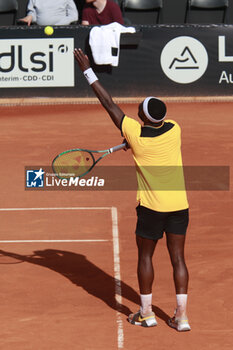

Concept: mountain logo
[[160, 37, 208, 84]]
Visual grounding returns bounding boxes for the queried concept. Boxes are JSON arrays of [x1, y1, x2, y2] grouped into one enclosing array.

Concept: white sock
[[176, 294, 188, 318], [140, 293, 152, 316]]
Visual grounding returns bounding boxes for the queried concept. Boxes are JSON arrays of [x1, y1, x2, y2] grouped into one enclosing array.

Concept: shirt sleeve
[[121, 116, 141, 147], [66, 0, 79, 23], [81, 5, 90, 23], [111, 2, 124, 25], [27, 0, 37, 23], [166, 119, 181, 146], [55, 0, 78, 25]]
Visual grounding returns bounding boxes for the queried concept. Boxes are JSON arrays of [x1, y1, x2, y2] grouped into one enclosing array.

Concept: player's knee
[[171, 255, 185, 269], [138, 254, 153, 267]]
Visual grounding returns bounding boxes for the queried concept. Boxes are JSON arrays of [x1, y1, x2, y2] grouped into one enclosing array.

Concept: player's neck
[[94, 0, 107, 13], [144, 121, 164, 129]]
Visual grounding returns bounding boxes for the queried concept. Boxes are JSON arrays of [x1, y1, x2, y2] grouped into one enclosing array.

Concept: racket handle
[[109, 143, 127, 153]]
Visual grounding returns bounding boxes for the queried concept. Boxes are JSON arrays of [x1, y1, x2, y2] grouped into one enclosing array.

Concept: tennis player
[[74, 48, 191, 332]]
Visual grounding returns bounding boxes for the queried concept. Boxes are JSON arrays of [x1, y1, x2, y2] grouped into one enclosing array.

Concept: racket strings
[[53, 150, 94, 178]]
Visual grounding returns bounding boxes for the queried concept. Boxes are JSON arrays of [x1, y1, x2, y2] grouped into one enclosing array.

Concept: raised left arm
[[74, 48, 125, 129]]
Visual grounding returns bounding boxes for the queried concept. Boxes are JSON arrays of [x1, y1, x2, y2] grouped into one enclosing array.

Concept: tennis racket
[[52, 143, 127, 179]]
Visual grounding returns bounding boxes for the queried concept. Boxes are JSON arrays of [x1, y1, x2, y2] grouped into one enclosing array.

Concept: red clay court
[[0, 101, 232, 349]]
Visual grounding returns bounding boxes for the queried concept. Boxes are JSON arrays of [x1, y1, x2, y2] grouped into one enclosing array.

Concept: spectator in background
[[19, 0, 78, 26], [81, 0, 124, 25]]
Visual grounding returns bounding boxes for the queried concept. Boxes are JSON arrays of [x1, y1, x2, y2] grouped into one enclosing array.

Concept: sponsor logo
[[0, 38, 74, 87], [25, 167, 105, 190], [26, 168, 45, 188], [160, 36, 208, 84]]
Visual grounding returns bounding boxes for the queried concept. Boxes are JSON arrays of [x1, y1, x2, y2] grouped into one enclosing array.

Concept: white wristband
[[83, 68, 98, 85]]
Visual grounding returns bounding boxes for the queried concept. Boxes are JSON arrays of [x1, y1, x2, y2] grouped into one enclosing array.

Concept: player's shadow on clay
[[0, 249, 169, 322]]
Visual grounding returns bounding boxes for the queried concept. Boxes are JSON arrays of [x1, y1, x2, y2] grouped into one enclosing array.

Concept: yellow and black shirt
[[121, 116, 189, 212]]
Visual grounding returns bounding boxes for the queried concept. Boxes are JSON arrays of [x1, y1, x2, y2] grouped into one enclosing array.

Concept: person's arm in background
[[54, 0, 79, 25], [65, 0, 79, 24], [81, 6, 90, 25], [74, 48, 125, 129], [19, 0, 36, 26], [111, 1, 124, 25]]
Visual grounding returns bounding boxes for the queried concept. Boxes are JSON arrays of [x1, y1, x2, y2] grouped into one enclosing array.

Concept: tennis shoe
[[128, 311, 157, 327], [168, 313, 191, 332]]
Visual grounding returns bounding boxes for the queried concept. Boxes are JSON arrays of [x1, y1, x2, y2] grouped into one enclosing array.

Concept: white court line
[[0, 206, 124, 349], [0, 207, 111, 211], [111, 207, 124, 349], [0, 240, 109, 243]]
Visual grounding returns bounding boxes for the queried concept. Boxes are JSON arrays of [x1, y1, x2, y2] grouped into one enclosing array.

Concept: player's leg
[[166, 232, 189, 318], [166, 232, 191, 331], [136, 235, 158, 296], [135, 205, 163, 313], [166, 232, 189, 294], [134, 205, 163, 296], [128, 235, 158, 327], [165, 208, 191, 331], [128, 205, 162, 327]]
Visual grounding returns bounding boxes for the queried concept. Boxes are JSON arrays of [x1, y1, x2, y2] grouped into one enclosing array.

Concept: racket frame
[[52, 143, 126, 179]]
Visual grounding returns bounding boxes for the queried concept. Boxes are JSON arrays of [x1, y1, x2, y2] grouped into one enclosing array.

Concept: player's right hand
[[74, 48, 91, 72], [122, 139, 130, 151]]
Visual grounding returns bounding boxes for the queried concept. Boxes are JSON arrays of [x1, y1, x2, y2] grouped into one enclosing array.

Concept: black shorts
[[135, 205, 189, 241]]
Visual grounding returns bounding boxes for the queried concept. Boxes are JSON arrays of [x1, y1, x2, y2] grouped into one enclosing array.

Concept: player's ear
[[138, 103, 145, 122]]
